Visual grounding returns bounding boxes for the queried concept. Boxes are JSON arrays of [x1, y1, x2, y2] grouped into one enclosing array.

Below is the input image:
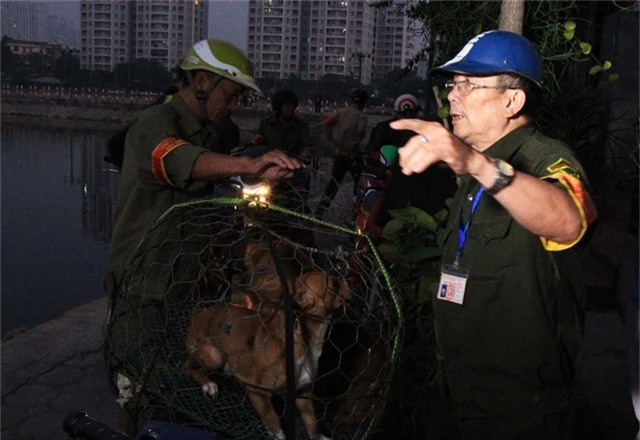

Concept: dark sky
[[40, 0, 249, 50], [208, 0, 249, 50]]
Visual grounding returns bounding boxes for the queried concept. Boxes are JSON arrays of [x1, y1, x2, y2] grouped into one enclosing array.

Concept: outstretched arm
[[391, 119, 596, 246], [191, 149, 304, 182]]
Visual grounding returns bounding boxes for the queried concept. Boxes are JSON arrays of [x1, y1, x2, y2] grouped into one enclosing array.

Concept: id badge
[[438, 264, 469, 305]]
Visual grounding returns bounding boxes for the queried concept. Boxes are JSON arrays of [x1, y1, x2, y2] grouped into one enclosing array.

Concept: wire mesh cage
[[105, 197, 403, 440]]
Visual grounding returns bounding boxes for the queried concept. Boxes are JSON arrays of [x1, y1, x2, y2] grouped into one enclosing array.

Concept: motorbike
[[351, 145, 398, 250]]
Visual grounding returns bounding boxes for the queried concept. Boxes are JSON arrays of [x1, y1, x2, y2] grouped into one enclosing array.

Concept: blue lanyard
[[456, 187, 485, 264]]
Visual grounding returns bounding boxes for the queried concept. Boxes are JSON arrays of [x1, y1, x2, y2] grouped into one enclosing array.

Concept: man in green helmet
[[106, 39, 303, 306], [105, 40, 304, 435]]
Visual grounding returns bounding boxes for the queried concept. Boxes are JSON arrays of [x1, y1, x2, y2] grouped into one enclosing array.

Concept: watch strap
[[485, 158, 515, 196]]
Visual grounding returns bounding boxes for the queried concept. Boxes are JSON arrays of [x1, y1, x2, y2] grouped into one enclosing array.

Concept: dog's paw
[[269, 430, 285, 440], [115, 373, 140, 407], [201, 380, 219, 398]]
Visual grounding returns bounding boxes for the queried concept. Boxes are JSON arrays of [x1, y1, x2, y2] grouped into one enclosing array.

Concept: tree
[[1, 36, 24, 80], [499, 0, 525, 33], [52, 49, 80, 84], [114, 59, 171, 91]]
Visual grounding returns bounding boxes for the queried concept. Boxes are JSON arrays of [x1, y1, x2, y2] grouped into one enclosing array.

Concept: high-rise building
[[1, 1, 48, 43], [247, 0, 375, 83], [79, 0, 208, 72], [247, 0, 420, 84], [372, 1, 421, 81]]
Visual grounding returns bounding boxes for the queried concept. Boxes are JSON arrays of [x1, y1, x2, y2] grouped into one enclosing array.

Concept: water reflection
[[1, 122, 119, 336]]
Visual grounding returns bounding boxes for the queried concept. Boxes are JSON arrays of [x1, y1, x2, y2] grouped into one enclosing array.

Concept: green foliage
[[1, 36, 27, 81], [370, 201, 452, 439], [114, 59, 172, 91], [407, 0, 501, 68], [406, 0, 625, 189], [379, 202, 450, 304]]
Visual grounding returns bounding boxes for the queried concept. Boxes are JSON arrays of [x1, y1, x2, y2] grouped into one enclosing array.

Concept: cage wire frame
[[105, 196, 404, 440]]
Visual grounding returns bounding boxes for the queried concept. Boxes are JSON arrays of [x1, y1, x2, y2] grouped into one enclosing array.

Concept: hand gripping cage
[[105, 197, 403, 440]]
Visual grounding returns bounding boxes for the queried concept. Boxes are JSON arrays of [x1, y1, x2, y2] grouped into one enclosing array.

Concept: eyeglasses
[[444, 79, 507, 96]]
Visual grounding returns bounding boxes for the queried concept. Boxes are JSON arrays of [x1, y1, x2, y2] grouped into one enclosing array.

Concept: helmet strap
[[186, 70, 221, 109]]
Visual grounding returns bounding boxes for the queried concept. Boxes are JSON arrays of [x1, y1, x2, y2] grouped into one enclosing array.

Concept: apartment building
[[79, 0, 208, 72], [247, 0, 418, 85], [247, 0, 375, 83], [372, 1, 420, 81]]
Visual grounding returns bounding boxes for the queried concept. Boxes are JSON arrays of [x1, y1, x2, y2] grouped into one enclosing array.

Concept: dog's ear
[[294, 283, 315, 310], [294, 272, 321, 310], [336, 278, 351, 301], [328, 276, 351, 310], [293, 248, 314, 273], [244, 241, 258, 259]]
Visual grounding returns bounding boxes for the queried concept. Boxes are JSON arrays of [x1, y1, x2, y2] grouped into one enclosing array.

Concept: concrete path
[[2, 298, 115, 440]]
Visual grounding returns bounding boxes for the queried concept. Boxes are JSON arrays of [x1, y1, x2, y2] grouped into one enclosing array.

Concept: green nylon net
[[105, 198, 403, 440]]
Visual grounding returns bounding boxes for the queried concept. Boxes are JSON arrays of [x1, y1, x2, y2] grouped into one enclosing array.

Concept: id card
[[438, 264, 469, 305]]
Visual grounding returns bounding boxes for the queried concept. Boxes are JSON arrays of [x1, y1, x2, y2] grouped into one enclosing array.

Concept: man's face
[[280, 101, 297, 120], [447, 74, 508, 149], [205, 77, 245, 124]]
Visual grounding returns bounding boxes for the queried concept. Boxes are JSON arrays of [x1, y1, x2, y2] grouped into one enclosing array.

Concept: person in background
[[253, 88, 313, 205], [392, 30, 598, 440], [253, 88, 312, 160], [366, 93, 456, 218], [105, 39, 303, 436], [316, 87, 369, 216]]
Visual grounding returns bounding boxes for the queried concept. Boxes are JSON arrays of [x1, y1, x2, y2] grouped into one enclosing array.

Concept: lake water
[[1, 122, 119, 336]]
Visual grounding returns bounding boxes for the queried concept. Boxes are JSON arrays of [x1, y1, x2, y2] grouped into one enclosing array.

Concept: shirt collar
[[169, 94, 211, 138], [483, 123, 537, 161]]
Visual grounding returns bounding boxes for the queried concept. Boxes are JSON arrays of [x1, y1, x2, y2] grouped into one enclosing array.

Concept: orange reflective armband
[[540, 171, 598, 251], [151, 137, 189, 186]]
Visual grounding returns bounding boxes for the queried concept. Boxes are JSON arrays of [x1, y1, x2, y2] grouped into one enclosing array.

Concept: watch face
[[498, 160, 515, 176], [486, 159, 515, 195]]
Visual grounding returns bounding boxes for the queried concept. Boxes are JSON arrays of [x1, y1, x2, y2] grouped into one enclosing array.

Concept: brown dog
[[186, 270, 350, 440], [229, 238, 314, 309]]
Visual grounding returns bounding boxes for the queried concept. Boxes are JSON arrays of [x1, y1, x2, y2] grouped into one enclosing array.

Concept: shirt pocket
[[465, 216, 514, 278]]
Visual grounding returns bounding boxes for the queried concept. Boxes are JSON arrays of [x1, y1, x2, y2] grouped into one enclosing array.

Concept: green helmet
[[181, 39, 261, 95]]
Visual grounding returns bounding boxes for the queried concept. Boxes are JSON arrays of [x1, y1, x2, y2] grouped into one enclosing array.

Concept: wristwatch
[[484, 158, 515, 196]]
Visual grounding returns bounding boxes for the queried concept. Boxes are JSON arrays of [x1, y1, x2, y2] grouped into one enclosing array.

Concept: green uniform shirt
[[106, 95, 223, 295], [257, 113, 311, 157], [325, 104, 367, 156], [436, 124, 597, 418]]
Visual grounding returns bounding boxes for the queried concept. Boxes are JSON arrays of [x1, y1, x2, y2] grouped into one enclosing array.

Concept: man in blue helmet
[[392, 30, 598, 439]]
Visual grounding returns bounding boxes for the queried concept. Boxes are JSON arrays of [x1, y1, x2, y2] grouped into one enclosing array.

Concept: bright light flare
[[242, 183, 271, 205]]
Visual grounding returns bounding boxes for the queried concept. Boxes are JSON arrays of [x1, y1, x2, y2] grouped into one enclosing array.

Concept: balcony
[[262, 44, 282, 52], [150, 49, 168, 57]]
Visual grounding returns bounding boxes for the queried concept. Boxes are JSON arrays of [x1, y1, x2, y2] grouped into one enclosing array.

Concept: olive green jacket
[[257, 113, 312, 157], [324, 104, 367, 156], [106, 95, 224, 298], [436, 124, 598, 418]]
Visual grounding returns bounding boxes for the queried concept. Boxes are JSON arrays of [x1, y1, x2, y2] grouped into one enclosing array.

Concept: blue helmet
[[431, 30, 543, 87]]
